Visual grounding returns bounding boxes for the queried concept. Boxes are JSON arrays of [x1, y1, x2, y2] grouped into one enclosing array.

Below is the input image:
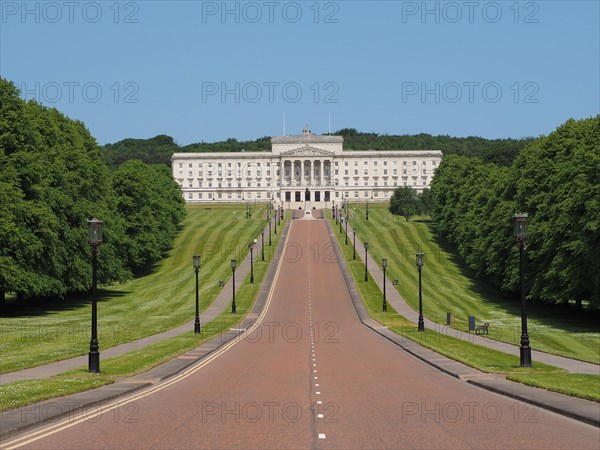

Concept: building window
[[189, 163, 193, 168], [364, 191, 368, 197], [188, 193, 193, 199], [354, 191, 359, 198]]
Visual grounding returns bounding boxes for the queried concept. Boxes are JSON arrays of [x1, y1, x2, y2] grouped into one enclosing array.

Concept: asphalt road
[[9, 220, 600, 449]]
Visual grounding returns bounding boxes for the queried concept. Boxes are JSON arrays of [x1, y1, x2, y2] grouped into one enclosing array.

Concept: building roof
[[271, 124, 343, 144]]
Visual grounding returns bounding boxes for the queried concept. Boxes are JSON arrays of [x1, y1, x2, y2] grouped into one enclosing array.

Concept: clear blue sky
[[1, 1, 598, 145]]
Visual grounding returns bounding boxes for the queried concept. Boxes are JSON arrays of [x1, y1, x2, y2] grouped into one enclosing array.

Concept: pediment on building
[[280, 145, 334, 157]]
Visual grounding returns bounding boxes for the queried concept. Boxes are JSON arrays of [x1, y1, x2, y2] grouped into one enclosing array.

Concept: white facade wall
[[172, 127, 442, 207]]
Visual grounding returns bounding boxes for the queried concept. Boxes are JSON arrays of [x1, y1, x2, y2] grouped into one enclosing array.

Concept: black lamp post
[[193, 254, 201, 334], [231, 259, 237, 313], [345, 212, 349, 244], [249, 239, 256, 283], [335, 205, 338, 224], [261, 229, 265, 261], [364, 241, 369, 282], [382, 258, 388, 312], [366, 200, 369, 221], [87, 218, 102, 373], [339, 212, 343, 234], [268, 217, 272, 246], [279, 205, 282, 225], [331, 203, 335, 218], [352, 227, 357, 260], [513, 213, 532, 367], [416, 252, 425, 332]]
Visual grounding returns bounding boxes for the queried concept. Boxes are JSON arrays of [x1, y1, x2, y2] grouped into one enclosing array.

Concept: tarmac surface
[[3, 219, 598, 449]]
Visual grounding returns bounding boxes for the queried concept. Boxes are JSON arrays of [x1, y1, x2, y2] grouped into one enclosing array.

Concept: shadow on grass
[[429, 225, 600, 335], [0, 288, 129, 318]]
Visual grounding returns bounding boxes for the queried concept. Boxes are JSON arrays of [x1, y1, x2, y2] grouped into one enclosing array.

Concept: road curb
[[0, 220, 292, 442], [326, 220, 600, 428]]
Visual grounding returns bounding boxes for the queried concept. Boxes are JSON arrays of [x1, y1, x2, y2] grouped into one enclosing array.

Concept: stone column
[[301, 160, 305, 187], [319, 160, 323, 187]]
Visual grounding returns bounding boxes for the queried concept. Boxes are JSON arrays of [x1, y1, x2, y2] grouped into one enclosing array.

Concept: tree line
[[101, 129, 532, 170], [0, 79, 186, 305], [429, 116, 600, 309]]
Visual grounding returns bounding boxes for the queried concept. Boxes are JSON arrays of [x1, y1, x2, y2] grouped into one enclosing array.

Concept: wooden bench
[[475, 322, 490, 335]]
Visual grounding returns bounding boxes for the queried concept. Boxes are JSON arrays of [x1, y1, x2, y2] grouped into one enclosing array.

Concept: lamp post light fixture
[[345, 212, 349, 244], [353, 227, 357, 260], [416, 252, 425, 332], [513, 213, 532, 367], [382, 258, 388, 312], [193, 254, 201, 334], [231, 259, 237, 313], [87, 218, 103, 373], [268, 217, 272, 246], [261, 229, 265, 261], [249, 239, 257, 283], [364, 241, 369, 282]]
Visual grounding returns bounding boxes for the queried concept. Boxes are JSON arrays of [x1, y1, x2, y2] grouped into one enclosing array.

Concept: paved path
[[8, 219, 598, 449], [345, 228, 600, 375], [0, 220, 282, 385]]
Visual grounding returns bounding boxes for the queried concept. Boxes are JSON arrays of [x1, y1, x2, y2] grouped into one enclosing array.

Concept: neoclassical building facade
[[172, 126, 442, 209]]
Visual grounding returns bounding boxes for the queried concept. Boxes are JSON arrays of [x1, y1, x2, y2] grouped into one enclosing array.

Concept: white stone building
[[172, 126, 442, 209]]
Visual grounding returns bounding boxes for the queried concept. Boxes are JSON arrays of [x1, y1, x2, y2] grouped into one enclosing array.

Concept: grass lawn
[[0, 208, 287, 411], [505, 373, 600, 402], [342, 202, 600, 364], [328, 210, 600, 402], [0, 204, 280, 374]]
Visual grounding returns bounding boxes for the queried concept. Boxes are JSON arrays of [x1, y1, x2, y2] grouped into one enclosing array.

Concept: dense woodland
[[0, 79, 186, 305], [102, 129, 533, 169], [429, 116, 600, 309]]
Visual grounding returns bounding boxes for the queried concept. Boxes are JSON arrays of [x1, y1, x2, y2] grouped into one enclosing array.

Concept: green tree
[[389, 187, 419, 222], [418, 188, 432, 215]]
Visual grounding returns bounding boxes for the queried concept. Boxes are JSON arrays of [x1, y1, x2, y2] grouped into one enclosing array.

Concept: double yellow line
[[3, 225, 292, 449]]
